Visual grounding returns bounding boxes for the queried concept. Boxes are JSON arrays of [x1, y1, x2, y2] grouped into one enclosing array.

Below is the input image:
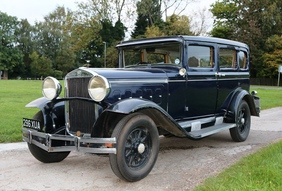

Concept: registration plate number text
[[23, 118, 41, 130]]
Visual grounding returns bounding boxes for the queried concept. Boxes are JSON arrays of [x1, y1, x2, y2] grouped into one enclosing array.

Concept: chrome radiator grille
[[66, 77, 96, 134]]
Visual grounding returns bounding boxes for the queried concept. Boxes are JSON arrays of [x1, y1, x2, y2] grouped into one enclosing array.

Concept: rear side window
[[188, 45, 214, 68], [219, 48, 237, 69], [238, 51, 248, 69]]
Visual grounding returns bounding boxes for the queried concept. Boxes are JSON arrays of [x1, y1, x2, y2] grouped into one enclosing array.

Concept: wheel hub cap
[[138, 143, 145, 154], [241, 118, 245, 124]]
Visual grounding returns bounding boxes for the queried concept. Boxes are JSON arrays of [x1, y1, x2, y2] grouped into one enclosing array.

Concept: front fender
[[26, 97, 65, 133], [106, 98, 166, 114], [97, 98, 188, 137], [26, 97, 50, 110]]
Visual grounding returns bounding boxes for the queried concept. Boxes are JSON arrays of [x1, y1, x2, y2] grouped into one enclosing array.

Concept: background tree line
[[211, 0, 282, 79], [1, 0, 281, 79]]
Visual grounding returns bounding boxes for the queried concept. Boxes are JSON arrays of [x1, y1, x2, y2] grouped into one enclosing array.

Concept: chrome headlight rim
[[42, 76, 62, 100], [88, 75, 110, 102]]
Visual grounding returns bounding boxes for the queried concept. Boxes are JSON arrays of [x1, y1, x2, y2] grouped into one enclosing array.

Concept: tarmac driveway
[[0, 107, 281, 191]]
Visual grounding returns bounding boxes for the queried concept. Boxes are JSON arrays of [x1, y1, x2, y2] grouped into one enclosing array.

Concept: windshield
[[121, 42, 182, 68]]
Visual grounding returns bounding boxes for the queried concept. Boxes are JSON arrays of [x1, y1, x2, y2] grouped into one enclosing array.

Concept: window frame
[[186, 42, 216, 72]]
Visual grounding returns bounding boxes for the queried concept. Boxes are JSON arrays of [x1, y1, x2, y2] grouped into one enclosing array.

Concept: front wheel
[[27, 111, 70, 163], [109, 113, 159, 182], [229, 100, 251, 142]]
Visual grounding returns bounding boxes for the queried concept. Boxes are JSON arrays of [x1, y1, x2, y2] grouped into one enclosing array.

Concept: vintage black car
[[22, 35, 260, 182]]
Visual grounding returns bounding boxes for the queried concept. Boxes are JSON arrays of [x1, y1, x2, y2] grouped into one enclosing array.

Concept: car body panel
[[22, 35, 260, 152]]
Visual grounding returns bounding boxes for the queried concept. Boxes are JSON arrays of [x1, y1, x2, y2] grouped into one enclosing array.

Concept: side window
[[238, 51, 248, 69], [219, 48, 237, 69], [188, 46, 214, 68]]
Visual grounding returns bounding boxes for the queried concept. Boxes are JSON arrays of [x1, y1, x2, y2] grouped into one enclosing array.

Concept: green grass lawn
[[194, 140, 282, 191], [251, 85, 282, 110], [0, 80, 43, 142]]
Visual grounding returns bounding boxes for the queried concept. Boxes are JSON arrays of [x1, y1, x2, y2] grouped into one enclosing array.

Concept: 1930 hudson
[[22, 35, 260, 182]]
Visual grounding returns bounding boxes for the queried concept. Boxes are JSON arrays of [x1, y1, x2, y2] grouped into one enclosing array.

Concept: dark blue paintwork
[[24, 35, 259, 139]]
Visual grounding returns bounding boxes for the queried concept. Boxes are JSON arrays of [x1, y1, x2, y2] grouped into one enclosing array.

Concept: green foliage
[[165, 14, 193, 36], [0, 12, 24, 73], [99, 19, 126, 46], [132, 0, 163, 39], [29, 51, 53, 77], [1, 0, 202, 78], [259, 35, 282, 78], [210, 0, 282, 79], [195, 140, 282, 191]]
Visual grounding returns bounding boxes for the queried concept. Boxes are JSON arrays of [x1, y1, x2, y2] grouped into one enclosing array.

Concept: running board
[[188, 123, 236, 139]]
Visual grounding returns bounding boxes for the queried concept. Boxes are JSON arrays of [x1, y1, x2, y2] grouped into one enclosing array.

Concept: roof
[[117, 35, 248, 49]]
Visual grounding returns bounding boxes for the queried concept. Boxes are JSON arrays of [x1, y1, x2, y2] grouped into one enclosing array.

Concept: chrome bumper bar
[[22, 128, 116, 154]]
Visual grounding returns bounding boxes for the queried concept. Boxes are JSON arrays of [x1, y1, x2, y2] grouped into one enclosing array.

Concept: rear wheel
[[109, 113, 159, 182], [27, 111, 70, 163], [229, 100, 251, 142]]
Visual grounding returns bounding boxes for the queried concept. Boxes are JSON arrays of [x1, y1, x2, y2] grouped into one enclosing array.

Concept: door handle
[[215, 73, 226, 77]]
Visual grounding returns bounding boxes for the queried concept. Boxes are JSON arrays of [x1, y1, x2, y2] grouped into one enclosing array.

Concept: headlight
[[88, 75, 110, 102], [42, 77, 62, 100]]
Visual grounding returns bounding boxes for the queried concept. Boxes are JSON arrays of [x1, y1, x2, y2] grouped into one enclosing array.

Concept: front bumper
[[22, 128, 116, 154]]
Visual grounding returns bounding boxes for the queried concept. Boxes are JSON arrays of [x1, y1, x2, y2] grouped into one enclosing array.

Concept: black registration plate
[[23, 118, 41, 130]]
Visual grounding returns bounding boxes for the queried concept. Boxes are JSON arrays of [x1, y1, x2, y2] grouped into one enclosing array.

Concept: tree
[[0, 12, 23, 76], [190, 7, 214, 36], [131, 0, 163, 39], [32, 6, 77, 74], [211, 0, 282, 78], [144, 25, 164, 37], [261, 35, 282, 78], [210, 0, 238, 38], [164, 14, 193, 35], [16, 19, 35, 77], [161, 0, 196, 20], [29, 51, 53, 78]]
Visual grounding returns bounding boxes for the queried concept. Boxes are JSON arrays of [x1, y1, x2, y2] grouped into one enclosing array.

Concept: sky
[[1, 0, 216, 24], [0, 0, 83, 23]]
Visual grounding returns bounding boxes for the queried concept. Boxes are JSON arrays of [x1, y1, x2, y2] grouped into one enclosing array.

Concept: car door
[[185, 42, 218, 119], [215, 45, 250, 114]]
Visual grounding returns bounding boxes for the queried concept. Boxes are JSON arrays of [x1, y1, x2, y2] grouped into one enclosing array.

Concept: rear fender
[[25, 97, 65, 133], [226, 89, 259, 122]]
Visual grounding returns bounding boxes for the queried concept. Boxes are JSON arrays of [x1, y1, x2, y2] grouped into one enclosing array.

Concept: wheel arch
[[226, 89, 259, 122]]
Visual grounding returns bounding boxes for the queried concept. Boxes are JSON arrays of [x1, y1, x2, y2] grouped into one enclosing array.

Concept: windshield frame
[[118, 41, 183, 68]]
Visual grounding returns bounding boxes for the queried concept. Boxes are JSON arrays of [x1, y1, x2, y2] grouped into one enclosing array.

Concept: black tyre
[[109, 113, 159, 182], [229, 100, 251, 142], [27, 111, 70, 163]]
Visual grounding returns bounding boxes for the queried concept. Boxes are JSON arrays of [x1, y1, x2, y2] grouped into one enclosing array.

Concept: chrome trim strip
[[78, 67, 99, 76], [187, 78, 249, 82], [109, 79, 168, 84], [167, 80, 186, 83]]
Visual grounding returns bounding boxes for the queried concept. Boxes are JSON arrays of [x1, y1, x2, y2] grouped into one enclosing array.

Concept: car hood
[[65, 67, 174, 105], [79, 67, 169, 81]]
